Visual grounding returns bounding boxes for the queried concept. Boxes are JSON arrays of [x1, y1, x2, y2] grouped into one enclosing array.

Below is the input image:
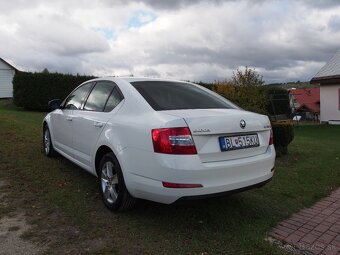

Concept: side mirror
[[48, 99, 62, 111]]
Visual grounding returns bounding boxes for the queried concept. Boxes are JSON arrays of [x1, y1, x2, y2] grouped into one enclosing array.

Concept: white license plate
[[219, 134, 259, 151]]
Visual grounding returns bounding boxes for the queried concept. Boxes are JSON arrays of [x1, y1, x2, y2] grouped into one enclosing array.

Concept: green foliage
[[42, 68, 49, 74], [232, 66, 265, 87], [13, 72, 95, 111], [194, 81, 214, 90], [211, 67, 267, 114], [263, 87, 290, 115], [272, 122, 294, 156], [211, 68, 290, 116], [213, 81, 267, 114]]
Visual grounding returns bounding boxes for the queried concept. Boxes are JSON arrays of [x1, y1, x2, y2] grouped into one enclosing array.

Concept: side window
[[64, 83, 93, 110], [104, 87, 124, 112], [84, 81, 115, 112]]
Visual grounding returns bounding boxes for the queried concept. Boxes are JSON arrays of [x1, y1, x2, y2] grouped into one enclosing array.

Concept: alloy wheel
[[101, 161, 119, 204], [44, 129, 50, 154]]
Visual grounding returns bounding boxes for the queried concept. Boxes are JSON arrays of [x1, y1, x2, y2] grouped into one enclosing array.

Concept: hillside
[[266, 81, 319, 89]]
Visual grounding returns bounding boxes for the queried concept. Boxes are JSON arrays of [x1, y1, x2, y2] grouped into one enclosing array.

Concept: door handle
[[94, 122, 104, 128], [66, 117, 73, 121]]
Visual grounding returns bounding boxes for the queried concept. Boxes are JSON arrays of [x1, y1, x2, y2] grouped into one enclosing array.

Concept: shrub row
[[13, 72, 95, 111], [272, 122, 294, 156]]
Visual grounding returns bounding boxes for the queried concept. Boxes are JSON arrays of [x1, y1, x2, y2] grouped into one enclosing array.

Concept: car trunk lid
[[163, 109, 271, 163]]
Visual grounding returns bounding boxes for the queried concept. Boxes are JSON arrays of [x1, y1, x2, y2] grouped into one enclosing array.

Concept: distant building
[[0, 58, 19, 98], [289, 87, 320, 121], [311, 50, 340, 124]]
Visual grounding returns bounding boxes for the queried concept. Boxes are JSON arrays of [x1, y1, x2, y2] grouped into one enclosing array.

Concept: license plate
[[219, 134, 259, 151]]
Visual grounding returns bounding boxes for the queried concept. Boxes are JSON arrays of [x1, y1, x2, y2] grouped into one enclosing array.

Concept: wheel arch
[[95, 145, 114, 176], [42, 120, 48, 130], [42, 114, 52, 136]]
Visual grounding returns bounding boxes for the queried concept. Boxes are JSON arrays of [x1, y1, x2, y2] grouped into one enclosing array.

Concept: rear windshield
[[130, 81, 235, 111]]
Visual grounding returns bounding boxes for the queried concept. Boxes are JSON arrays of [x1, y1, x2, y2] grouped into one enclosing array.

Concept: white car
[[43, 77, 275, 211]]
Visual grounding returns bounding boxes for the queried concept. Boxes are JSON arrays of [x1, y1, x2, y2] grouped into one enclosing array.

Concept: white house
[[0, 58, 18, 98], [311, 51, 340, 125]]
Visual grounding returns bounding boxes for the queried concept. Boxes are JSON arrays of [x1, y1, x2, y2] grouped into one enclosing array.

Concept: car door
[[50, 82, 93, 157], [72, 81, 124, 168]]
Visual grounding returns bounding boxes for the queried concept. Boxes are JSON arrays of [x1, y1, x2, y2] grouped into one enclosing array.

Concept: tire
[[98, 152, 136, 211], [43, 125, 57, 157]]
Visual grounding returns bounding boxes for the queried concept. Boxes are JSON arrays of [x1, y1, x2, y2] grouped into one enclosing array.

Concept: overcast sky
[[1, 0, 340, 83]]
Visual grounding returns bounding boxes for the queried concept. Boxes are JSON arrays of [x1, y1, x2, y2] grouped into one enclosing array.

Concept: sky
[[1, 0, 340, 83]]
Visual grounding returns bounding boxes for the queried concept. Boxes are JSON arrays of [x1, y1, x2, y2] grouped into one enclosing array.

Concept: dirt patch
[[0, 180, 6, 200], [0, 176, 119, 254], [0, 179, 46, 255], [0, 213, 46, 255]]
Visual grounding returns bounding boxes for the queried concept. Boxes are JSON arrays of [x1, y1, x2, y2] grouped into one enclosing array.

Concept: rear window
[[130, 81, 234, 111]]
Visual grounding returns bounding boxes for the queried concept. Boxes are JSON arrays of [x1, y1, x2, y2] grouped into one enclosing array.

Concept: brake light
[[151, 127, 197, 154], [269, 128, 274, 145]]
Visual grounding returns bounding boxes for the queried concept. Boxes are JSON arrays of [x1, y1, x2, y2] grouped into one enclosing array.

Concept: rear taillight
[[151, 127, 197, 154], [269, 128, 274, 145]]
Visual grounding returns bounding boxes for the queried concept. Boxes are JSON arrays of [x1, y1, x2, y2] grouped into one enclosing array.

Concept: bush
[[195, 81, 214, 90], [213, 81, 267, 114], [13, 72, 95, 111], [272, 122, 294, 156]]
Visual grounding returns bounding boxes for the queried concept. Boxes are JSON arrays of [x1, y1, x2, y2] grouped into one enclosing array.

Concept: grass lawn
[[0, 99, 339, 254]]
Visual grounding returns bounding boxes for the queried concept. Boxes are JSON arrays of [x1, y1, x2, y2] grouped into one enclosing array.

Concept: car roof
[[88, 76, 191, 84]]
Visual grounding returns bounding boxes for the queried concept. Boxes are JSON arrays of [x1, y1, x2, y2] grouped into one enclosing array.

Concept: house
[[289, 87, 320, 121], [0, 58, 19, 98], [311, 50, 340, 124]]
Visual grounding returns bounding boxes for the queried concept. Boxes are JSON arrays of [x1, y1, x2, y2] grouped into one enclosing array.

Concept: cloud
[[298, 0, 340, 9], [1, 0, 340, 83], [328, 15, 340, 32], [111, 0, 234, 10], [0, 2, 113, 73], [98, 1, 340, 81]]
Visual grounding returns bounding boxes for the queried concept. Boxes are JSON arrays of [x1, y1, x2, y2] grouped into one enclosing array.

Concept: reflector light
[[269, 128, 274, 145], [162, 182, 203, 188]]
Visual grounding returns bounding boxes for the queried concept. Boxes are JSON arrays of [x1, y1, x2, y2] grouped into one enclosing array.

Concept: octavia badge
[[240, 119, 246, 129]]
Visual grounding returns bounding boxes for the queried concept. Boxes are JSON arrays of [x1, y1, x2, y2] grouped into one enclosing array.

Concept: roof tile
[[290, 88, 320, 113]]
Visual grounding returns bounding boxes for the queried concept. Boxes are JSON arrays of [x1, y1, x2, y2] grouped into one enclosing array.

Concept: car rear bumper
[[176, 177, 272, 203], [119, 145, 275, 204]]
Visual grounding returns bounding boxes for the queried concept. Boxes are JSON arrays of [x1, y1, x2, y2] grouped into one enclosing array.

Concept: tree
[[42, 68, 49, 74], [212, 67, 267, 114], [232, 66, 264, 87]]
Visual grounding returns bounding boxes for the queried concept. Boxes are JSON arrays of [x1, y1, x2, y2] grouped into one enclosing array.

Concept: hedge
[[272, 122, 294, 156], [13, 72, 95, 111]]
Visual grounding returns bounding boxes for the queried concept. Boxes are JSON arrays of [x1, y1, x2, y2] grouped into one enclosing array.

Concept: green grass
[[0, 99, 339, 254]]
